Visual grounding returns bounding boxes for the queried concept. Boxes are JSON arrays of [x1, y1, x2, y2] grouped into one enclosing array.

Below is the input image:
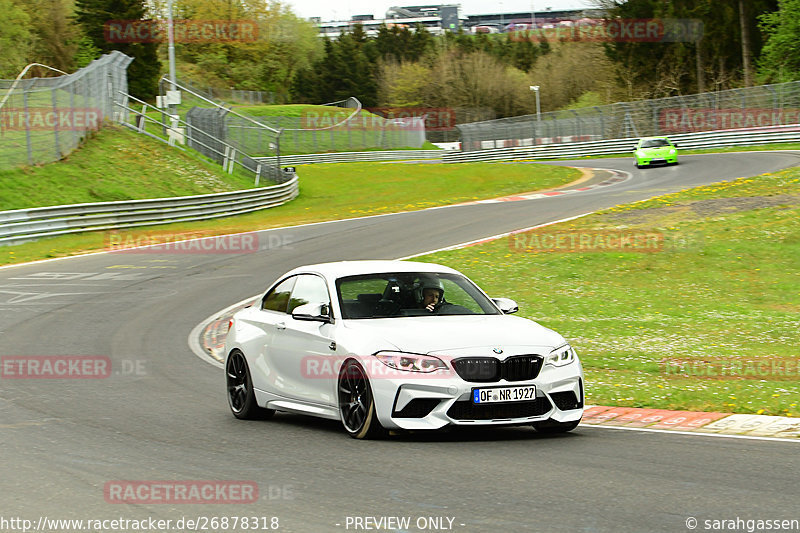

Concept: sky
[[286, 0, 598, 22]]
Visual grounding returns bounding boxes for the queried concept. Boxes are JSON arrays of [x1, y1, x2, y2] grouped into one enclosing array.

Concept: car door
[[268, 273, 338, 406], [245, 276, 296, 395]]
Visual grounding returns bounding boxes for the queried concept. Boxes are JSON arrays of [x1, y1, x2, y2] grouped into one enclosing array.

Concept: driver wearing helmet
[[415, 276, 445, 312]]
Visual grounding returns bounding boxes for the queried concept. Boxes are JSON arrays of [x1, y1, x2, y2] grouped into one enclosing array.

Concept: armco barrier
[[443, 125, 800, 163], [256, 149, 443, 165], [0, 174, 298, 246]]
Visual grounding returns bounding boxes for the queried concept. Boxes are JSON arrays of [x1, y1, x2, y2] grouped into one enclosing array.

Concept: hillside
[[0, 125, 257, 211]]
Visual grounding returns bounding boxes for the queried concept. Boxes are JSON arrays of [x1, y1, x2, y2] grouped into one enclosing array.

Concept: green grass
[[0, 125, 257, 210], [0, 88, 103, 169], [415, 167, 800, 417], [230, 104, 437, 154], [135, 103, 440, 155], [0, 159, 580, 264]]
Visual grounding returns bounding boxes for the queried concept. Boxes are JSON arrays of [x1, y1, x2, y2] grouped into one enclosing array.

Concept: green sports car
[[633, 136, 679, 168]]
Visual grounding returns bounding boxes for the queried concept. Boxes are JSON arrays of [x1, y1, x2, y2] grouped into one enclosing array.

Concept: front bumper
[[637, 155, 678, 166], [369, 364, 584, 431]]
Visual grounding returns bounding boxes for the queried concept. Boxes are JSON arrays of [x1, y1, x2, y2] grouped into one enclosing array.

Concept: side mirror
[[292, 302, 332, 323], [492, 298, 519, 314]]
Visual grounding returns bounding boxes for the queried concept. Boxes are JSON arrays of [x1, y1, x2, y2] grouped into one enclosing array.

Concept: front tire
[[337, 360, 386, 439], [226, 350, 275, 420], [532, 419, 580, 434]]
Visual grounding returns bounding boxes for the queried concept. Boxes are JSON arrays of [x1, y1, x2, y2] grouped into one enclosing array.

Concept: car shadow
[[234, 412, 586, 442]]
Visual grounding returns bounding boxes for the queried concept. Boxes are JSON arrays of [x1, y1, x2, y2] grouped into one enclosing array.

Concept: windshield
[[641, 139, 670, 148], [336, 272, 501, 319]]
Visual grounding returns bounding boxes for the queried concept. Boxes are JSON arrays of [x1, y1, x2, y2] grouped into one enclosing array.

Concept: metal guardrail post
[[23, 90, 33, 165]]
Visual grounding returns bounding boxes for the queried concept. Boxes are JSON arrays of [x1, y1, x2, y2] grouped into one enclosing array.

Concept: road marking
[[580, 423, 800, 443], [8, 271, 151, 281], [0, 289, 91, 303]]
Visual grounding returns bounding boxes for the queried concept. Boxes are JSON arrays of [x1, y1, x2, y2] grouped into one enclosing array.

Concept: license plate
[[472, 385, 536, 404]]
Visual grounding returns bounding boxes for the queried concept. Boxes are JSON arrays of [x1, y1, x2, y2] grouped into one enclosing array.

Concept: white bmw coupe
[[225, 260, 584, 439]]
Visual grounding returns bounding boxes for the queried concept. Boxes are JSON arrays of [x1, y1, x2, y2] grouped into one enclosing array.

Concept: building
[[316, 5, 465, 37], [314, 4, 599, 38]]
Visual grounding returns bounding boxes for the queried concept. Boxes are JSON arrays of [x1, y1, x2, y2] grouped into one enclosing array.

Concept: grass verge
[[0, 125, 256, 210], [1, 161, 580, 265], [415, 167, 800, 416]]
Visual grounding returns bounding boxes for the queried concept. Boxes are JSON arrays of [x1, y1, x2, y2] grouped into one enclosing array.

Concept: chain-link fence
[[458, 81, 800, 151], [239, 97, 428, 154], [180, 81, 282, 106], [151, 78, 284, 183], [0, 52, 133, 169]]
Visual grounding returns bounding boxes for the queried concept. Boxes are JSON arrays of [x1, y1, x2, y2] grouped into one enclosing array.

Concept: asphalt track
[[1, 153, 799, 533]]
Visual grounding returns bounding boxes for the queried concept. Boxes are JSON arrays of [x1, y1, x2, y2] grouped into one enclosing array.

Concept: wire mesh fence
[[237, 97, 429, 154], [458, 81, 800, 151], [155, 77, 284, 182], [0, 52, 133, 170], [179, 81, 282, 106]]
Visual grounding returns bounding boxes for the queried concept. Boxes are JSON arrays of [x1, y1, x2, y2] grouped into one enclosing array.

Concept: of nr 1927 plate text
[[472, 385, 536, 404]]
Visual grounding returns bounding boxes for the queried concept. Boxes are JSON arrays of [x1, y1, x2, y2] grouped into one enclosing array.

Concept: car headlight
[[373, 351, 448, 373], [546, 345, 576, 367], [669, 149, 677, 154]]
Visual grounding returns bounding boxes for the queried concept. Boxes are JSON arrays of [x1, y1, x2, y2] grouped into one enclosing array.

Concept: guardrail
[[443, 125, 800, 163], [256, 150, 444, 165], [0, 174, 298, 247]]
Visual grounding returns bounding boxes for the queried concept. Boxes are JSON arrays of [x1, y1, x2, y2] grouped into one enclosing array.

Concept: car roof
[[284, 260, 461, 280], [639, 136, 670, 141]]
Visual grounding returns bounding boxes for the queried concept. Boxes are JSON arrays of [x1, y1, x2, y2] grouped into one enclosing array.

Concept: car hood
[[340, 314, 565, 355]]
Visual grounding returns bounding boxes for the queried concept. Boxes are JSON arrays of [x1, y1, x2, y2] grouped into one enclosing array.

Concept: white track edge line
[[580, 423, 799, 443]]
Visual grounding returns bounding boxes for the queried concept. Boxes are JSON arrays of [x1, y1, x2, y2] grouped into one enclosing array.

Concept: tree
[[599, 0, 778, 96], [10, 0, 82, 73], [0, 0, 32, 77], [758, 0, 800, 82], [378, 60, 431, 106], [155, 0, 321, 99], [423, 50, 536, 118], [75, 0, 161, 98]]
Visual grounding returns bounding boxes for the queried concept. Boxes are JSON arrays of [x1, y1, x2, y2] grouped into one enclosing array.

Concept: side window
[[262, 277, 296, 313], [287, 274, 330, 315]]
